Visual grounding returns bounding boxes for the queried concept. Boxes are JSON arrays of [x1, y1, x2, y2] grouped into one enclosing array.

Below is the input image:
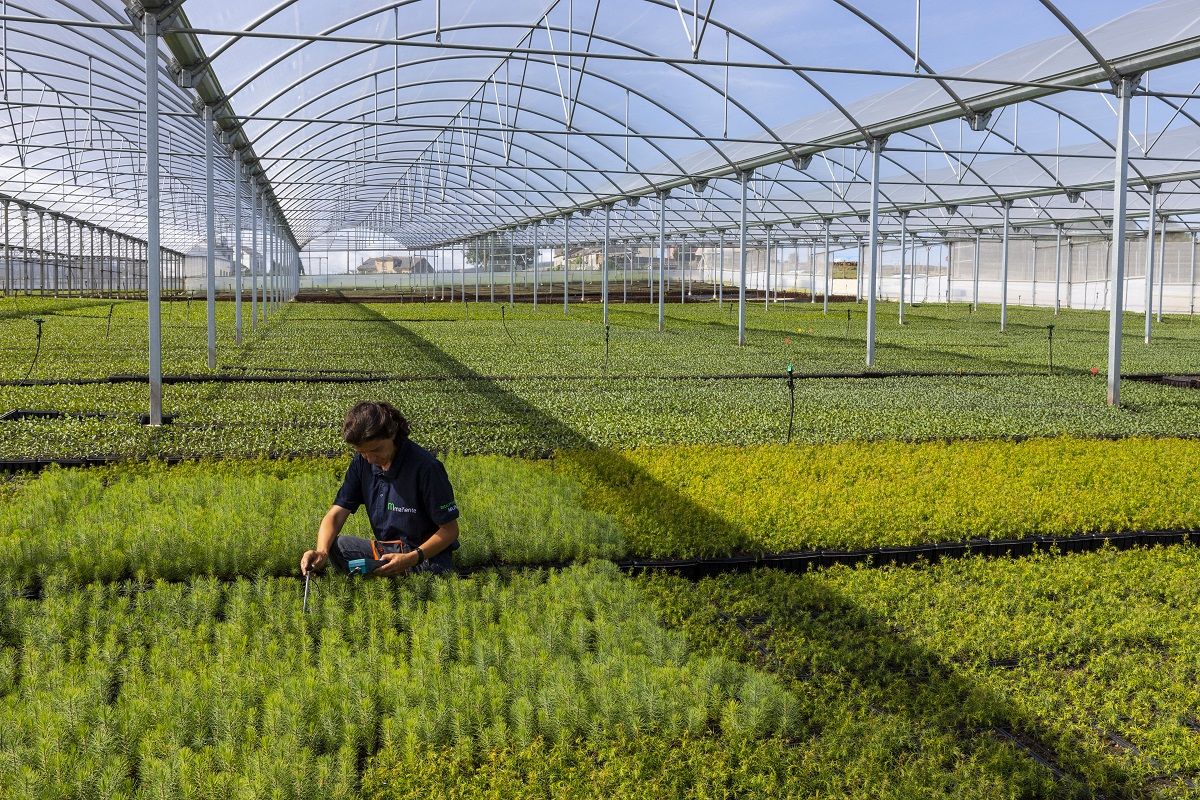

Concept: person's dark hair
[[342, 401, 410, 447]]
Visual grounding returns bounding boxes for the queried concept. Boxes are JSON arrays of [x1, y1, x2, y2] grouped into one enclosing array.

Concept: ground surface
[[2, 295, 1199, 798]]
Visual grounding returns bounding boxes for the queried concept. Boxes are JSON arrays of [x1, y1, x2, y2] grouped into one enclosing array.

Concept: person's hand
[[371, 551, 413, 578], [300, 549, 328, 576]]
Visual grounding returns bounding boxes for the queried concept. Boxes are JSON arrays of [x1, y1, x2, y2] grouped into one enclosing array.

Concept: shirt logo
[[386, 501, 417, 514]]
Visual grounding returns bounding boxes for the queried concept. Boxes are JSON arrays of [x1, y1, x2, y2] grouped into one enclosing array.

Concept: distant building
[[357, 255, 433, 274], [183, 236, 265, 278]]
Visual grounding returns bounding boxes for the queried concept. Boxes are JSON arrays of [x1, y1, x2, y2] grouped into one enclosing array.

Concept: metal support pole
[[972, 229, 981, 310], [19, 208, 27, 294], [808, 241, 815, 302], [37, 211, 44, 294], [52, 216, 60, 297], [856, 239, 863, 302], [232, 149, 243, 345], [204, 105, 216, 369], [508, 234, 515, 306], [1, 201, 7, 296], [1157, 213, 1167, 322], [144, 11, 163, 425], [563, 215, 570, 314], [533, 225, 539, 307], [657, 192, 667, 331], [1000, 200, 1012, 332], [823, 222, 831, 314], [602, 203, 610, 326], [899, 212, 908, 324], [1191, 233, 1197, 316], [64, 217, 71, 296], [1107, 75, 1138, 407], [1145, 183, 1158, 342], [738, 171, 749, 346], [250, 180, 258, 329], [1053, 225, 1062, 315], [866, 137, 884, 366], [261, 189, 270, 321], [718, 230, 724, 309], [763, 225, 772, 310]]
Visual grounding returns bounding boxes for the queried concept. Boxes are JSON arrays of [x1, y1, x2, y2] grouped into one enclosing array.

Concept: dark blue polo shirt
[[333, 439, 460, 569]]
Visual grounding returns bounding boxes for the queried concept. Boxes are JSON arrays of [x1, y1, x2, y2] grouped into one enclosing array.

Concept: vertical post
[[508, 233, 515, 306], [1157, 212, 1167, 322], [972, 229, 981, 310], [1, 201, 7, 296], [563, 216, 570, 314], [657, 191, 667, 331], [232, 148, 243, 345], [899, 212, 908, 324], [261, 189, 270, 321], [144, 10, 163, 425], [20, 207, 27, 293], [51, 215, 59, 297], [717, 230, 724, 309], [250, 178, 258, 328], [262, 208, 272, 323], [823, 222, 831, 314], [866, 137, 884, 367], [489, 234, 496, 303], [808, 241, 815, 302], [737, 171, 749, 345], [1190, 232, 1197, 316], [856, 239, 863, 302], [763, 225, 772, 310], [1107, 75, 1138, 407], [602, 203, 610, 326], [679, 236, 685, 304], [1000, 200, 1012, 332], [533, 225, 539, 307], [37, 211, 44, 294], [1144, 183, 1158, 342], [1054, 224, 1062, 315], [204, 105, 216, 369], [473, 238, 479, 302], [65, 217, 71, 296]]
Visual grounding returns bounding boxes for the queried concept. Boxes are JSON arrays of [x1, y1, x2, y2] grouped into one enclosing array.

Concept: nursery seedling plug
[[302, 571, 314, 613]]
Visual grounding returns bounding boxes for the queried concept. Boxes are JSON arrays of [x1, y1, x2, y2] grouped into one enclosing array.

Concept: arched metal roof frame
[[251, 65, 695, 210], [195, 2, 1198, 248], [0, 4, 255, 250], [226, 20, 820, 220], [214, 0, 875, 157], [1, 1, 1199, 258]]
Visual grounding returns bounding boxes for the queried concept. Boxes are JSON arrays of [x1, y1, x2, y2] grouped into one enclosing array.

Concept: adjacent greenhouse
[[3, 2, 1200, 798]]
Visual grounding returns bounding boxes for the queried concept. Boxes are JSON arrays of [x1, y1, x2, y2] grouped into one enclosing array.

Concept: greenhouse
[[3, 0, 1200, 797]]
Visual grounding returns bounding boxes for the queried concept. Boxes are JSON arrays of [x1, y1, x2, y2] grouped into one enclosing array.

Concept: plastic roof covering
[[3, 1, 1200, 255], [0, 1, 250, 254]]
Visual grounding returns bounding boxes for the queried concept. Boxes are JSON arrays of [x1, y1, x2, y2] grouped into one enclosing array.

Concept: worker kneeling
[[300, 401, 459, 578]]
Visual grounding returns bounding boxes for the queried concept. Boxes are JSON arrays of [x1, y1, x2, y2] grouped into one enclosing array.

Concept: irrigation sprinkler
[[500, 305, 516, 346], [785, 363, 796, 444], [1047, 324, 1055, 376], [604, 323, 611, 374], [845, 309, 851, 337], [25, 317, 45, 379], [105, 303, 115, 338]]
